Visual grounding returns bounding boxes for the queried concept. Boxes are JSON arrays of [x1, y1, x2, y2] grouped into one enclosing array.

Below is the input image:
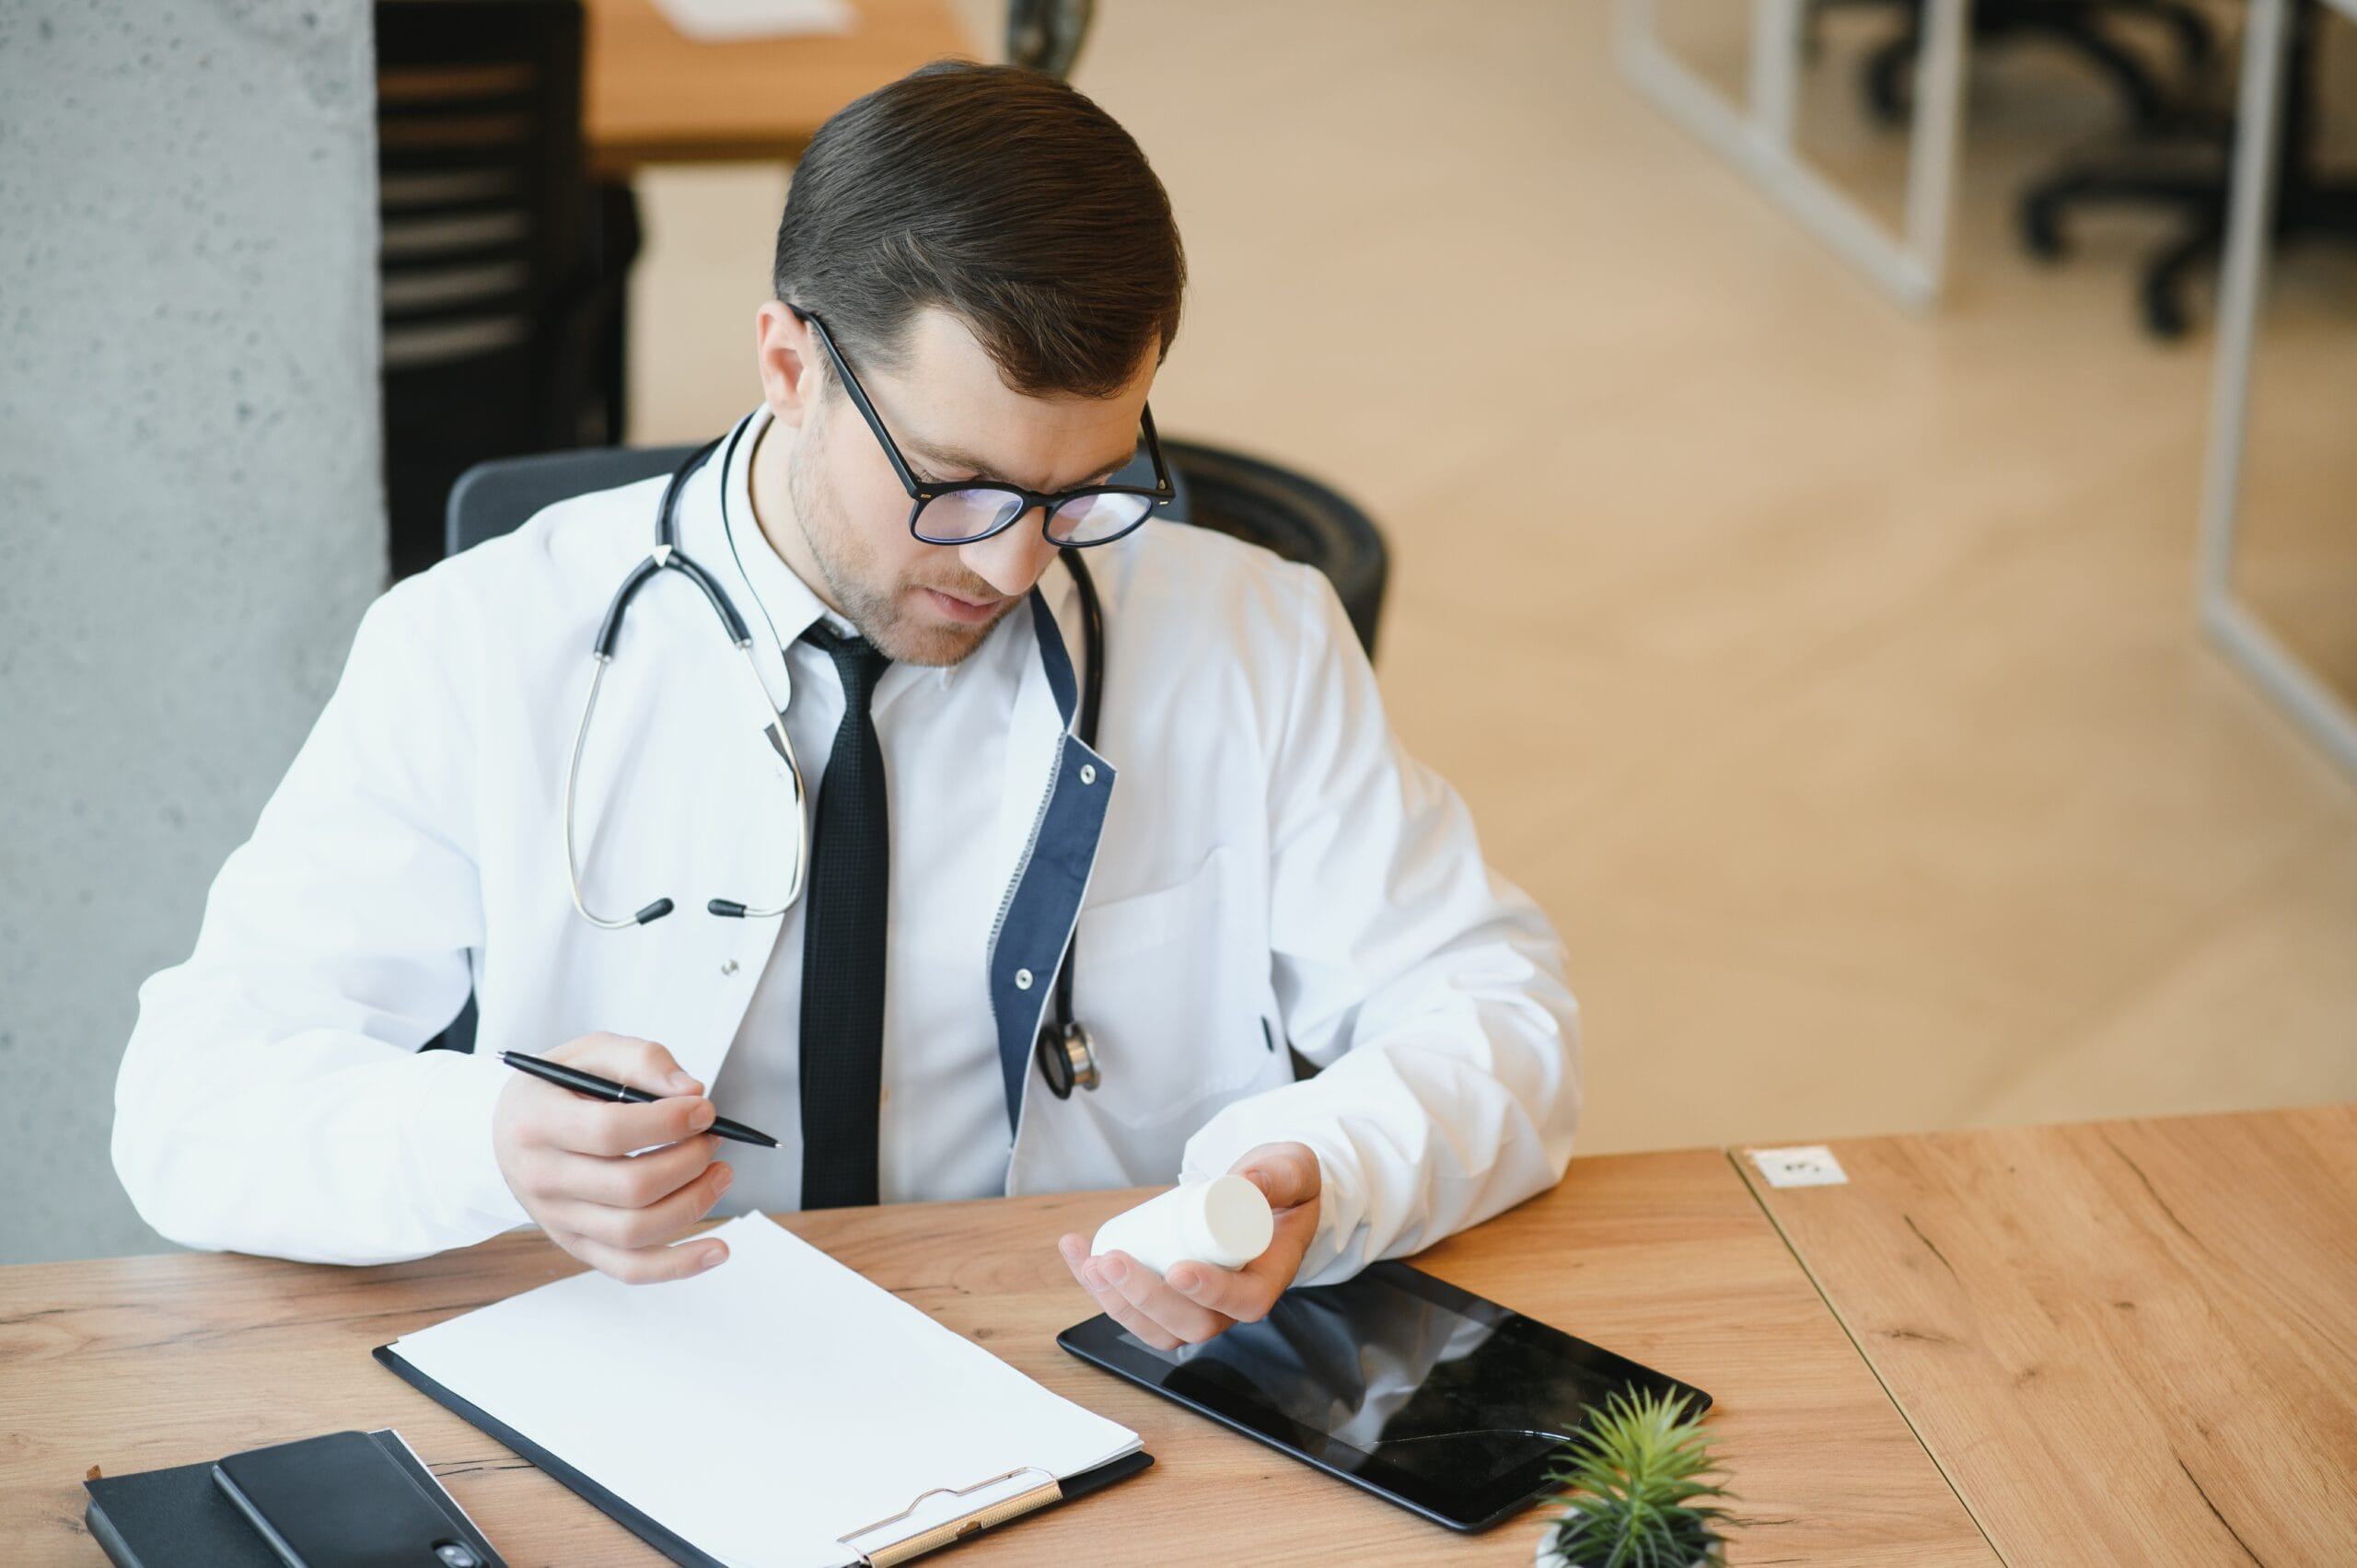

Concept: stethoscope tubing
[[561, 412, 1106, 1093]]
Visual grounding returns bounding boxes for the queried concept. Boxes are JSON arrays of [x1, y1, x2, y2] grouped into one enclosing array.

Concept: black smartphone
[[212, 1431, 501, 1568]]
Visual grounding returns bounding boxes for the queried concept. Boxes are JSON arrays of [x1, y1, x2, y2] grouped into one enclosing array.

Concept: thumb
[[1234, 1144, 1320, 1210]]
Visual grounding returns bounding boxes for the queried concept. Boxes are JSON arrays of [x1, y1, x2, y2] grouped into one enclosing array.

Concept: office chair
[[377, 0, 640, 579], [425, 437, 1388, 1054], [1156, 440, 1390, 660], [2020, 0, 2357, 338], [1814, 0, 2214, 127]]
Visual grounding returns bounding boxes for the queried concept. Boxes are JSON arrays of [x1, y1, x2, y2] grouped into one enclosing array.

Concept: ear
[[754, 301, 821, 430]]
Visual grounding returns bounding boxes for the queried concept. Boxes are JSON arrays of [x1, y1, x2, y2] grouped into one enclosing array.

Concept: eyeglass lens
[[914, 487, 1155, 546]]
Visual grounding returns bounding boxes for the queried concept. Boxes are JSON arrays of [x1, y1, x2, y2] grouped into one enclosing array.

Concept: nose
[[958, 508, 1061, 600]]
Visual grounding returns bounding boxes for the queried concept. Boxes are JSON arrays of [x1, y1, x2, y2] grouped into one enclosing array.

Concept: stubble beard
[[787, 438, 1023, 668]]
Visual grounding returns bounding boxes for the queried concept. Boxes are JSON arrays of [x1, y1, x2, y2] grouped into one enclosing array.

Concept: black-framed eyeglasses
[[791, 305, 1175, 548]]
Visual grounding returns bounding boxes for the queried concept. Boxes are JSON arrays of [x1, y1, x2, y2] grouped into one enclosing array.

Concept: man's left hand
[[1055, 1142, 1322, 1350]]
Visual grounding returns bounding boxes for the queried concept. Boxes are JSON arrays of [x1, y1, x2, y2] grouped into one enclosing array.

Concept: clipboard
[[372, 1214, 1152, 1567], [377, 1344, 1152, 1567]]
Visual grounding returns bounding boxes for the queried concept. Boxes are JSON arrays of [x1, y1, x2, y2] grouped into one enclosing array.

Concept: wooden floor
[[623, 2, 2357, 1160]]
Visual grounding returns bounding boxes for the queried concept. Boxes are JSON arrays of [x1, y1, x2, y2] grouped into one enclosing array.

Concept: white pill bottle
[[1091, 1175, 1275, 1278]]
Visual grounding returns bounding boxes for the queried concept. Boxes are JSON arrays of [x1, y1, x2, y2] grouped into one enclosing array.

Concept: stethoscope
[[563, 416, 1108, 1098]]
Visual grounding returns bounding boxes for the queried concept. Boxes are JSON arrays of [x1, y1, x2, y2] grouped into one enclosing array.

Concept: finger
[[537, 1133, 723, 1210], [1079, 1258, 1185, 1352], [1165, 1258, 1282, 1324], [548, 1033, 703, 1098], [543, 1092, 717, 1157], [1227, 1197, 1318, 1295], [1058, 1237, 1195, 1347], [1057, 1233, 1094, 1277], [554, 1225, 730, 1285], [1062, 1245, 1178, 1350], [540, 1159, 735, 1251], [1231, 1143, 1320, 1211], [1058, 1237, 1132, 1319], [1099, 1251, 1231, 1345]]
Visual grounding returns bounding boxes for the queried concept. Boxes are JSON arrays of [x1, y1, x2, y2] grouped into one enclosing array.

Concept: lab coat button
[[1079, 763, 1097, 785], [1015, 969, 1034, 990], [720, 958, 738, 976]]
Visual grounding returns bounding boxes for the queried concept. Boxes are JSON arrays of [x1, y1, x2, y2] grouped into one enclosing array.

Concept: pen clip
[[836, 1464, 1062, 1566]]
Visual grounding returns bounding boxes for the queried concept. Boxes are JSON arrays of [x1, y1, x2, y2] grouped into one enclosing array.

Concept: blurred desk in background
[[1742, 1106, 2357, 1565], [585, 0, 970, 174], [1, 1152, 1990, 1565]]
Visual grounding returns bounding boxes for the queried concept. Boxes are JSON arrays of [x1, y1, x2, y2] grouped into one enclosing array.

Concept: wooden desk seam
[[1724, 1146, 2014, 1568]]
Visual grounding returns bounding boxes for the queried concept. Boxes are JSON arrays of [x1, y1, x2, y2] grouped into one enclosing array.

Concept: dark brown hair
[[772, 61, 1185, 399]]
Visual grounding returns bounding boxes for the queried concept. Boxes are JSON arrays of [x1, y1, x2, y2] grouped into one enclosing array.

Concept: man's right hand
[[492, 1033, 734, 1283]]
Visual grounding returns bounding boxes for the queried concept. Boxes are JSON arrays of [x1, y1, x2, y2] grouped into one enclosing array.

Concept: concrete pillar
[[0, 0, 382, 1261]]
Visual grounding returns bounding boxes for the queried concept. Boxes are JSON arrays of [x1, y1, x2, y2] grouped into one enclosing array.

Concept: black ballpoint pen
[[498, 1051, 781, 1147]]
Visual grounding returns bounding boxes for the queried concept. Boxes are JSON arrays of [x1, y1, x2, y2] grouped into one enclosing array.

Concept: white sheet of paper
[[386, 1214, 1137, 1568], [650, 0, 854, 42]]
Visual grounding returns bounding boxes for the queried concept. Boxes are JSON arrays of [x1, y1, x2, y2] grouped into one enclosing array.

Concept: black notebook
[[83, 1428, 497, 1568]]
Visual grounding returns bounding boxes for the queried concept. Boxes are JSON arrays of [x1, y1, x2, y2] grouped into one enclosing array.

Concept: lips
[[920, 586, 1004, 624]]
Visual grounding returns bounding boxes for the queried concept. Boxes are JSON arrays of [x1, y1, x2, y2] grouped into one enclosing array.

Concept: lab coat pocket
[[1074, 847, 1275, 1133]]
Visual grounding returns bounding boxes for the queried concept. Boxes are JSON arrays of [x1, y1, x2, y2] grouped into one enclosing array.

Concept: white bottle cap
[[1091, 1174, 1277, 1276], [1180, 1175, 1275, 1270]]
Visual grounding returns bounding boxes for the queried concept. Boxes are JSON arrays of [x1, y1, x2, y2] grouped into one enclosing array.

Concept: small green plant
[[1538, 1388, 1733, 1568]]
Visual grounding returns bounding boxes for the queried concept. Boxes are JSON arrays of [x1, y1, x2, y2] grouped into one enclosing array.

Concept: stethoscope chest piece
[[1037, 1020, 1101, 1099]]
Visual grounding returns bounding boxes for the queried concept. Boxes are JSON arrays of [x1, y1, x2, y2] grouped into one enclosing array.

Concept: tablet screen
[[1058, 1260, 1712, 1532]]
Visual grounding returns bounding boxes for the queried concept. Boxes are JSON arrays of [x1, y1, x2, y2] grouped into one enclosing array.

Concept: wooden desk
[[1741, 1106, 2357, 1566], [0, 1151, 1991, 1565], [585, 0, 971, 174]]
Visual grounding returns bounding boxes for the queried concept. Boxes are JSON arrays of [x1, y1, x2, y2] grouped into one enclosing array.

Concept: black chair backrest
[[447, 444, 696, 557], [446, 439, 1386, 655], [1159, 441, 1388, 657]]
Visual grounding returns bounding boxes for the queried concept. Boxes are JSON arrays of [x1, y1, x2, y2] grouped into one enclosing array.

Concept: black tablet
[[1058, 1260, 1711, 1533]]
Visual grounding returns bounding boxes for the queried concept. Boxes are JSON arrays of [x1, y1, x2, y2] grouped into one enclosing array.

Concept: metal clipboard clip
[[836, 1464, 1065, 1567]]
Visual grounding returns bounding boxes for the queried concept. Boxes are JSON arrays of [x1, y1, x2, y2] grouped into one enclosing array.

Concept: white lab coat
[[115, 440, 1581, 1283]]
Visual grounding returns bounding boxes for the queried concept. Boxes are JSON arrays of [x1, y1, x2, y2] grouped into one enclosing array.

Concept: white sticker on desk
[[1748, 1144, 1848, 1188]]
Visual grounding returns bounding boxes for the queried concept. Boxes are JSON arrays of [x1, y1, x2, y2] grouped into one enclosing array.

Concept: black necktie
[[797, 622, 892, 1209]]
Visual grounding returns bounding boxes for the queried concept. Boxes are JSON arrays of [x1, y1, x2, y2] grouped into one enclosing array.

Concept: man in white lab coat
[[115, 63, 1579, 1350]]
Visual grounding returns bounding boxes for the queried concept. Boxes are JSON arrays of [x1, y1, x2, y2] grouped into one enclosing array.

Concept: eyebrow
[[907, 434, 1139, 492]]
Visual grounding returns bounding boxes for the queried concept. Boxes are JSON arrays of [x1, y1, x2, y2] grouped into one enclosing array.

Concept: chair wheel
[[2021, 199, 2068, 261]]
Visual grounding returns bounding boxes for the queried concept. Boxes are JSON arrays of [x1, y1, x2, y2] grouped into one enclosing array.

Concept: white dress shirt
[[707, 418, 1032, 1214]]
